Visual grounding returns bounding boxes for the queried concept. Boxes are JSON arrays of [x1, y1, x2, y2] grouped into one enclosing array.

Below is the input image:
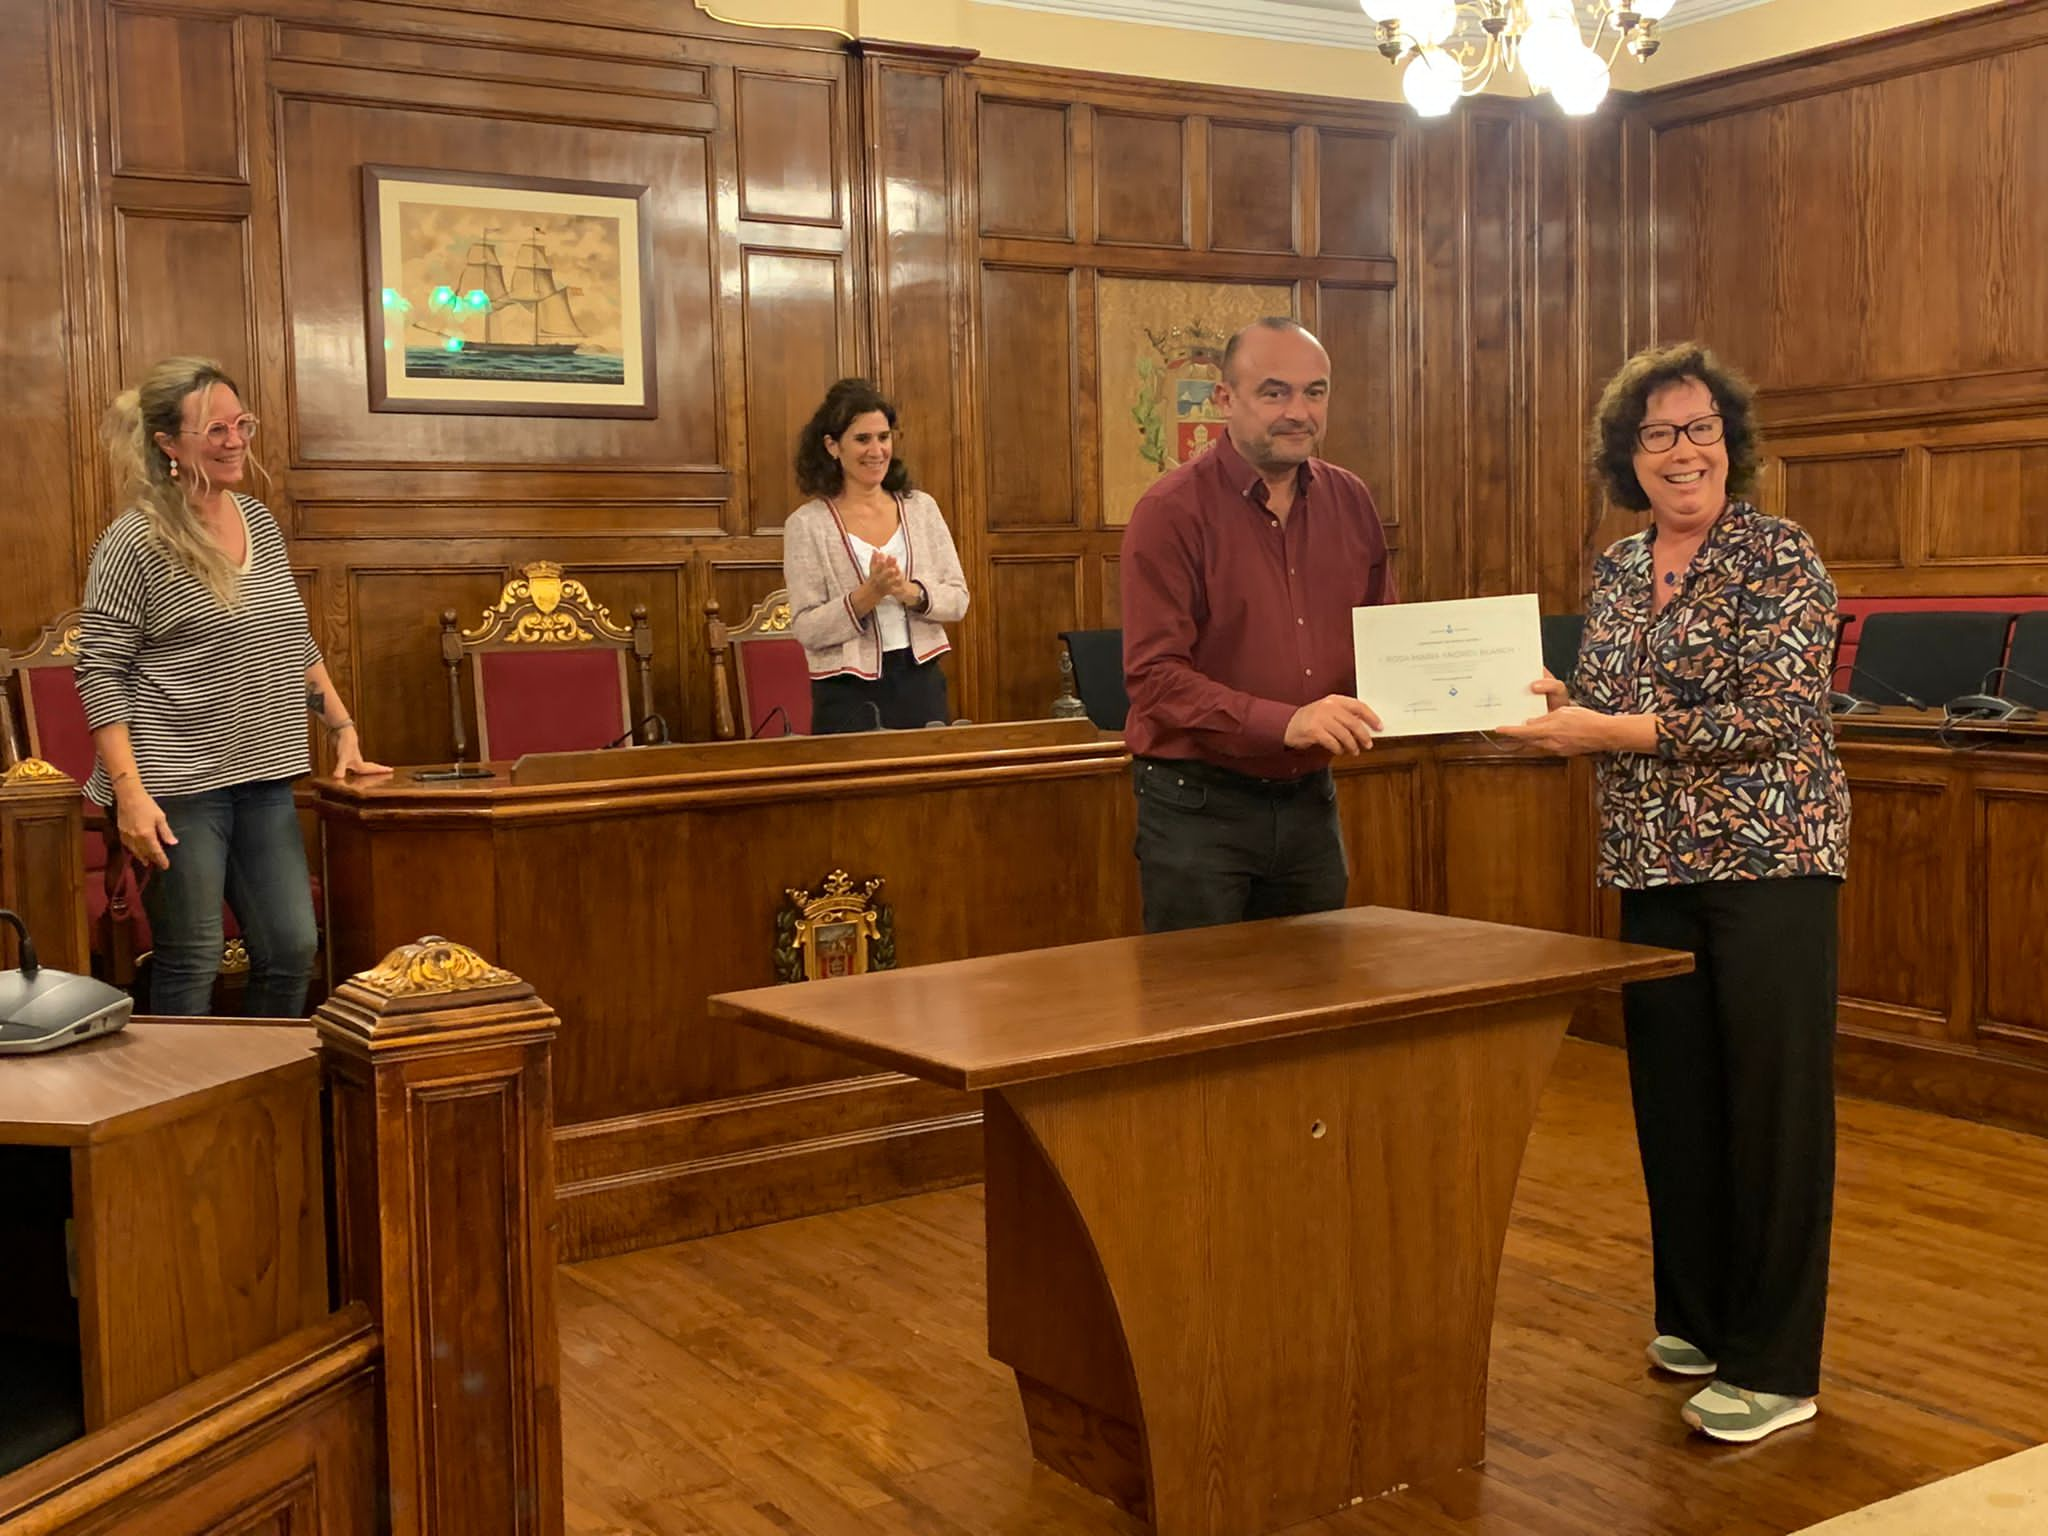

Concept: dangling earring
[[168, 458, 180, 479]]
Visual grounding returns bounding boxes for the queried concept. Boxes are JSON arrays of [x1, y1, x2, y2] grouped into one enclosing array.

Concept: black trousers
[[1131, 756, 1349, 933], [810, 649, 950, 734], [1619, 874, 1841, 1398]]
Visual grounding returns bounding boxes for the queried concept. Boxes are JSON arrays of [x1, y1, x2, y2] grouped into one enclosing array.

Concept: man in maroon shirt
[[1120, 317, 1395, 932]]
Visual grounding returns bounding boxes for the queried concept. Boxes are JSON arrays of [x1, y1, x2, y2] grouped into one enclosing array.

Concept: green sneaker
[[1682, 1381, 1817, 1443], [1645, 1335, 1717, 1377]]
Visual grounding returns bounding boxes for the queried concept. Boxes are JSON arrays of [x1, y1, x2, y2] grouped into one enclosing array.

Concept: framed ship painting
[[363, 166, 657, 418]]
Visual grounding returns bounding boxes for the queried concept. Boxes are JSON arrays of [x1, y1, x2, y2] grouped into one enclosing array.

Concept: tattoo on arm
[[307, 688, 327, 719]]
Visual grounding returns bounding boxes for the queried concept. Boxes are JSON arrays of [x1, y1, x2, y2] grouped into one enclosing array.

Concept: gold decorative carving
[[354, 936, 516, 998], [2, 758, 67, 785], [463, 561, 633, 647], [751, 599, 794, 634], [220, 937, 251, 975], [51, 624, 81, 659], [775, 870, 895, 983]]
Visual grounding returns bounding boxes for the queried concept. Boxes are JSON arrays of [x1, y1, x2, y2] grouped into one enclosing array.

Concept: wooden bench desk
[[712, 905, 1689, 1536]]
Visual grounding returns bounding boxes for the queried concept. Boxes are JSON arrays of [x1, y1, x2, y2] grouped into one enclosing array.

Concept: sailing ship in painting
[[389, 226, 625, 386]]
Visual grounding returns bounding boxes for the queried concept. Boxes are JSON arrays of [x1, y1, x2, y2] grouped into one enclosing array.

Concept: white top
[[845, 524, 911, 653]]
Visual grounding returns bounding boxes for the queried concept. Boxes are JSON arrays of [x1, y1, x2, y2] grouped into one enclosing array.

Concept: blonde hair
[[102, 357, 255, 606]]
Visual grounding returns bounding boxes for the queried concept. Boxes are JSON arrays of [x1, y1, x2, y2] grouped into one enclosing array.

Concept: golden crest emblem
[[774, 870, 896, 983], [525, 562, 565, 615], [1132, 321, 1230, 474]]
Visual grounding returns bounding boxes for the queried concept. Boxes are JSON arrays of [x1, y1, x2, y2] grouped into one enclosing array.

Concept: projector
[[0, 909, 131, 1056]]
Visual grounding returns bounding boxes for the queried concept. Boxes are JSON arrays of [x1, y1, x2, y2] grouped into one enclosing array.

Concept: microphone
[[1, 909, 39, 980], [1829, 668, 1927, 714], [751, 705, 795, 739], [1945, 665, 2046, 723], [604, 712, 671, 749], [1, 907, 133, 1055]]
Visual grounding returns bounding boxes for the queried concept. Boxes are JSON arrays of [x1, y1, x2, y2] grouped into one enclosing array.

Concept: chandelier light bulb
[[1358, 1, 1399, 18], [1549, 43, 1612, 114], [1518, 14, 1584, 91], [1402, 45, 1465, 116], [1633, 0, 1678, 17], [1408, 0, 1459, 46]]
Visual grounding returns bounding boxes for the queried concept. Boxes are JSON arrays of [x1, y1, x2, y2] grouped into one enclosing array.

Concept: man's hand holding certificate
[[1351, 594, 1545, 738]]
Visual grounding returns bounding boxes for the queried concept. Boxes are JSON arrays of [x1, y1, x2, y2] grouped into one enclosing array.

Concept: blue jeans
[[142, 778, 318, 1017]]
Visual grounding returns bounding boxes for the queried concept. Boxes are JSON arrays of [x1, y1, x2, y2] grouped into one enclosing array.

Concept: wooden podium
[[712, 906, 1689, 1536]]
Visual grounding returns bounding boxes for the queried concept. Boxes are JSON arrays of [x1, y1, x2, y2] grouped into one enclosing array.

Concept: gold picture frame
[[363, 166, 656, 418], [1096, 277, 1294, 525], [774, 870, 897, 983]]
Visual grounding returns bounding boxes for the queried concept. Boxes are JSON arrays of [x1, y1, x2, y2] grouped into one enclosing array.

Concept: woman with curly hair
[[1499, 342, 1849, 1445], [782, 378, 970, 733]]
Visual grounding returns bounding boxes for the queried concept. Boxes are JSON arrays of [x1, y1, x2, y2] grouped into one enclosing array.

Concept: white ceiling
[[972, 0, 1777, 50]]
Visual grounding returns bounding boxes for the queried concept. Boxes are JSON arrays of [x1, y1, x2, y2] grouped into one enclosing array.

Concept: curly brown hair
[[1590, 342, 1761, 512], [794, 378, 913, 499]]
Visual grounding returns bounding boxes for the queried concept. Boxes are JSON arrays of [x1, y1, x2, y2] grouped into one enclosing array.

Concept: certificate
[[1351, 593, 1544, 738]]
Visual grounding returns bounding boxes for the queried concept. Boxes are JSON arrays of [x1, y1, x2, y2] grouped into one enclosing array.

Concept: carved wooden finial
[[316, 935, 545, 1049], [0, 758, 68, 787], [354, 934, 517, 998]]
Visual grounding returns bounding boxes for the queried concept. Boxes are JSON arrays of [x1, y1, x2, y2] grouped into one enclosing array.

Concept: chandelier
[[1361, 1, 1679, 117]]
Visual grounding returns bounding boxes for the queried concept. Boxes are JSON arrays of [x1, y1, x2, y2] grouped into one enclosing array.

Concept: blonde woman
[[76, 358, 388, 1016]]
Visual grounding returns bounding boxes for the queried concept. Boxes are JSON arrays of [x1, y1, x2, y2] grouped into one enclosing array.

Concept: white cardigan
[[782, 491, 971, 680]]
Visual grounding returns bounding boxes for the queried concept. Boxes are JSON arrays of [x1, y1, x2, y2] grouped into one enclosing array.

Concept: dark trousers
[[1619, 874, 1840, 1397], [1131, 756, 1349, 933], [143, 777, 319, 1018], [810, 649, 950, 734]]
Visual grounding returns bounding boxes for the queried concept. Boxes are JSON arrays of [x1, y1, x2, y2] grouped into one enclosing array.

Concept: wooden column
[[0, 759, 89, 975], [317, 937, 563, 1536]]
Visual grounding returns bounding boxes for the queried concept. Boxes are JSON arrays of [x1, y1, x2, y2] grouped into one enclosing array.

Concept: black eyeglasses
[[1636, 414, 1723, 453]]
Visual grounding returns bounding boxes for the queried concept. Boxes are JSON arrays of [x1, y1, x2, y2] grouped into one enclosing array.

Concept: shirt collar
[[1210, 429, 1317, 509]]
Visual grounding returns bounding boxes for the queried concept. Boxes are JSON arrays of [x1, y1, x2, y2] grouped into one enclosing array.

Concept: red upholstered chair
[[705, 591, 812, 739], [441, 561, 658, 763], [0, 611, 147, 982]]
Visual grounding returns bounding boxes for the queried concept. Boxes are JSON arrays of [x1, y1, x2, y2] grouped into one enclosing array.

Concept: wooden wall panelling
[[1434, 751, 1591, 935], [857, 47, 987, 720], [1315, 279, 1400, 547], [108, 6, 245, 182], [1642, 2, 2048, 599], [978, 264, 1080, 531], [0, 1308, 380, 1536], [1837, 753, 1970, 1043], [988, 555, 1083, 724], [1207, 120, 1297, 255], [1776, 449, 1910, 568], [734, 70, 841, 227], [1333, 754, 1424, 912], [7, 0, 91, 642], [1925, 438, 2048, 564], [740, 246, 851, 530], [1094, 109, 1185, 249], [276, 91, 724, 473], [1974, 775, 2048, 1052], [110, 209, 257, 389], [977, 97, 1072, 240]]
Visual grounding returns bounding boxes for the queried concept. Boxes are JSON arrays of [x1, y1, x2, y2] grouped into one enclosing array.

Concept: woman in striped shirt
[[77, 357, 388, 1017]]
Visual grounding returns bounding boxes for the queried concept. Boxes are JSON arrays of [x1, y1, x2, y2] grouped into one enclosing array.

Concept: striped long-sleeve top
[[75, 494, 321, 805]]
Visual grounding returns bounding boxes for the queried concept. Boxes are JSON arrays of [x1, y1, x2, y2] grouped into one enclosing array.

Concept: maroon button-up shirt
[[1120, 431, 1396, 780]]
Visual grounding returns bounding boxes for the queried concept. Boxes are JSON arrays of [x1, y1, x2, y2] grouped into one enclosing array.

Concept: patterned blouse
[[1574, 502, 1850, 890]]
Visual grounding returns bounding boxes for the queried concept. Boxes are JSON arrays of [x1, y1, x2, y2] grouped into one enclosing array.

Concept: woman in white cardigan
[[783, 379, 971, 732]]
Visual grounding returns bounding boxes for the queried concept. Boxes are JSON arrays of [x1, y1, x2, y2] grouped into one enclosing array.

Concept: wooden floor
[[559, 1040, 2048, 1535]]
